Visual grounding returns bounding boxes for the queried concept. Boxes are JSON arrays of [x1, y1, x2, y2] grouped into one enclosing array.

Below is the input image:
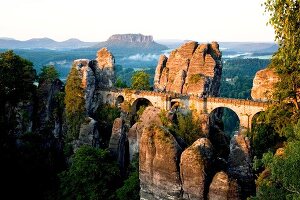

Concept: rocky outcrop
[[140, 125, 183, 200], [127, 106, 162, 160], [73, 48, 116, 115], [154, 41, 222, 96], [72, 117, 100, 151], [180, 138, 213, 200], [109, 117, 128, 176], [37, 79, 64, 138], [228, 134, 254, 199], [208, 171, 240, 200], [251, 68, 279, 101]]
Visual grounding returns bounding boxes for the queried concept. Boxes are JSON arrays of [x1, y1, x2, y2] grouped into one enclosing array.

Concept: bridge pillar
[[239, 114, 251, 133]]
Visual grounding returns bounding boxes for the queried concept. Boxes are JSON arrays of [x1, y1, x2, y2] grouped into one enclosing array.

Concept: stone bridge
[[98, 89, 269, 131]]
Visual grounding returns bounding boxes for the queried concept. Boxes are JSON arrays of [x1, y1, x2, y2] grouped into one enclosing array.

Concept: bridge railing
[[98, 88, 269, 107]]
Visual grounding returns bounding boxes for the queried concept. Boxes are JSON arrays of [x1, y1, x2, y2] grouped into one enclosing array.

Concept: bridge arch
[[131, 98, 153, 113], [115, 95, 125, 107], [209, 107, 240, 137], [250, 111, 265, 129]]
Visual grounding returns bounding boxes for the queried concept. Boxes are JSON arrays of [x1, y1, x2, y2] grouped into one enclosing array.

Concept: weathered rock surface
[[109, 117, 128, 176], [127, 106, 162, 160], [180, 138, 213, 200], [72, 117, 100, 151], [37, 78, 64, 138], [140, 125, 183, 200], [72, 48, 116, 115], [208, 171, 240, 200], [154, 41, 222, 96], [109, 118, 124, 156], [228, 134, 254, 199], [251, 68, 279, 101]]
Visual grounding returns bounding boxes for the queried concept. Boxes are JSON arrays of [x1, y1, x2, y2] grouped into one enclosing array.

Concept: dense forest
[[0, 0, 299, 199]]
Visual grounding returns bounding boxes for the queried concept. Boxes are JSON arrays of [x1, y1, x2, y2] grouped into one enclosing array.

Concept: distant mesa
[[91, 33, 168, 52]]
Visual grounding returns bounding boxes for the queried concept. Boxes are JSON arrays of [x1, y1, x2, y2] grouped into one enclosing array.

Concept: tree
[[264, 0, 300, 110], [38, 65, 59, 84], [0, 50, 36, 103], [115, 77, 127, 88], [59, 145, 120, 200], [64, 66, 85, 141], [130, 70, 150, 90]]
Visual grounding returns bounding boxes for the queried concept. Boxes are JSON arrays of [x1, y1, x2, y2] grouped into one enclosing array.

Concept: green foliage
[[264, 0, 300, 109], [64, 66, 85, 141], [96, 104, 121, 127], [0, 50, 36, 103], [130, 70, 150, 90], [251, 115, 278, 158], [189, 74, 204, 84], [115, 77, 128, 88], [254, 140, 300, 199], [59, 145, 120, 200], [116, 155, 140, 200], [95, 104, 121, 147], [38, 65, 59, 83], [171, 111, 203, 145], [220, 58, 270, 99]]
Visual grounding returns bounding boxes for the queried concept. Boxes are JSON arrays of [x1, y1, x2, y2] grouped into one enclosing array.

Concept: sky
[[0, 0, 275, 42]]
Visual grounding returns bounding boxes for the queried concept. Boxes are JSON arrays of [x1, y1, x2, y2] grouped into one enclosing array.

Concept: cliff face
[[154, 41, 222, 96], [251, 68, 279, 101]]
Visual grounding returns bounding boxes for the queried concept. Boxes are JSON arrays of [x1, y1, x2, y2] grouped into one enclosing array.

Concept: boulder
[[140, 125, 183, 200], [208, 171, 240, 200], [180, 138, 213, 200]]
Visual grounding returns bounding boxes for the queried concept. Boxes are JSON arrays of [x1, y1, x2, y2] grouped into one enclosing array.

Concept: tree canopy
[[0, 50, 36, 103], [130, 70, 150, 90], [264, 0, 300, 109], [38, 65, 59, 84], [59, 145, 120, 200], [64, 65, 85, 141]]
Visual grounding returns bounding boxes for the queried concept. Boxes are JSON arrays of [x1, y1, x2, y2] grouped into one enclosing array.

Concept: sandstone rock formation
[[154, 41, 222, 96], [228, 134, 254, 199], [109, 118, 124, 157], [37, 78, 64, 138], [73, 48, 116, 115], [127, 106, 162, 160], [180, 138, 213, 200], [208, 171, 240, 200], [139, 125, 183, 200], [251, 68, 279, 101], [72, 117, 100, 151]]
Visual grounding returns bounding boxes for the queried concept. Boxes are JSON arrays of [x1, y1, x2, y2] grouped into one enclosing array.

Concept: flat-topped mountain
[[91, 33, 168, 52]]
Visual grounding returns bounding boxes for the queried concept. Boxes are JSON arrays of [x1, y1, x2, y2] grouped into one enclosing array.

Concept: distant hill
[[219, 42, 278, 53], [0, 37, 98, 50], [90, 34, 168, 53]]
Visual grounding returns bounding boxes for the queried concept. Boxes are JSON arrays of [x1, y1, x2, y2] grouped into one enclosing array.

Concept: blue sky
[[0, 0, 275, 42]]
